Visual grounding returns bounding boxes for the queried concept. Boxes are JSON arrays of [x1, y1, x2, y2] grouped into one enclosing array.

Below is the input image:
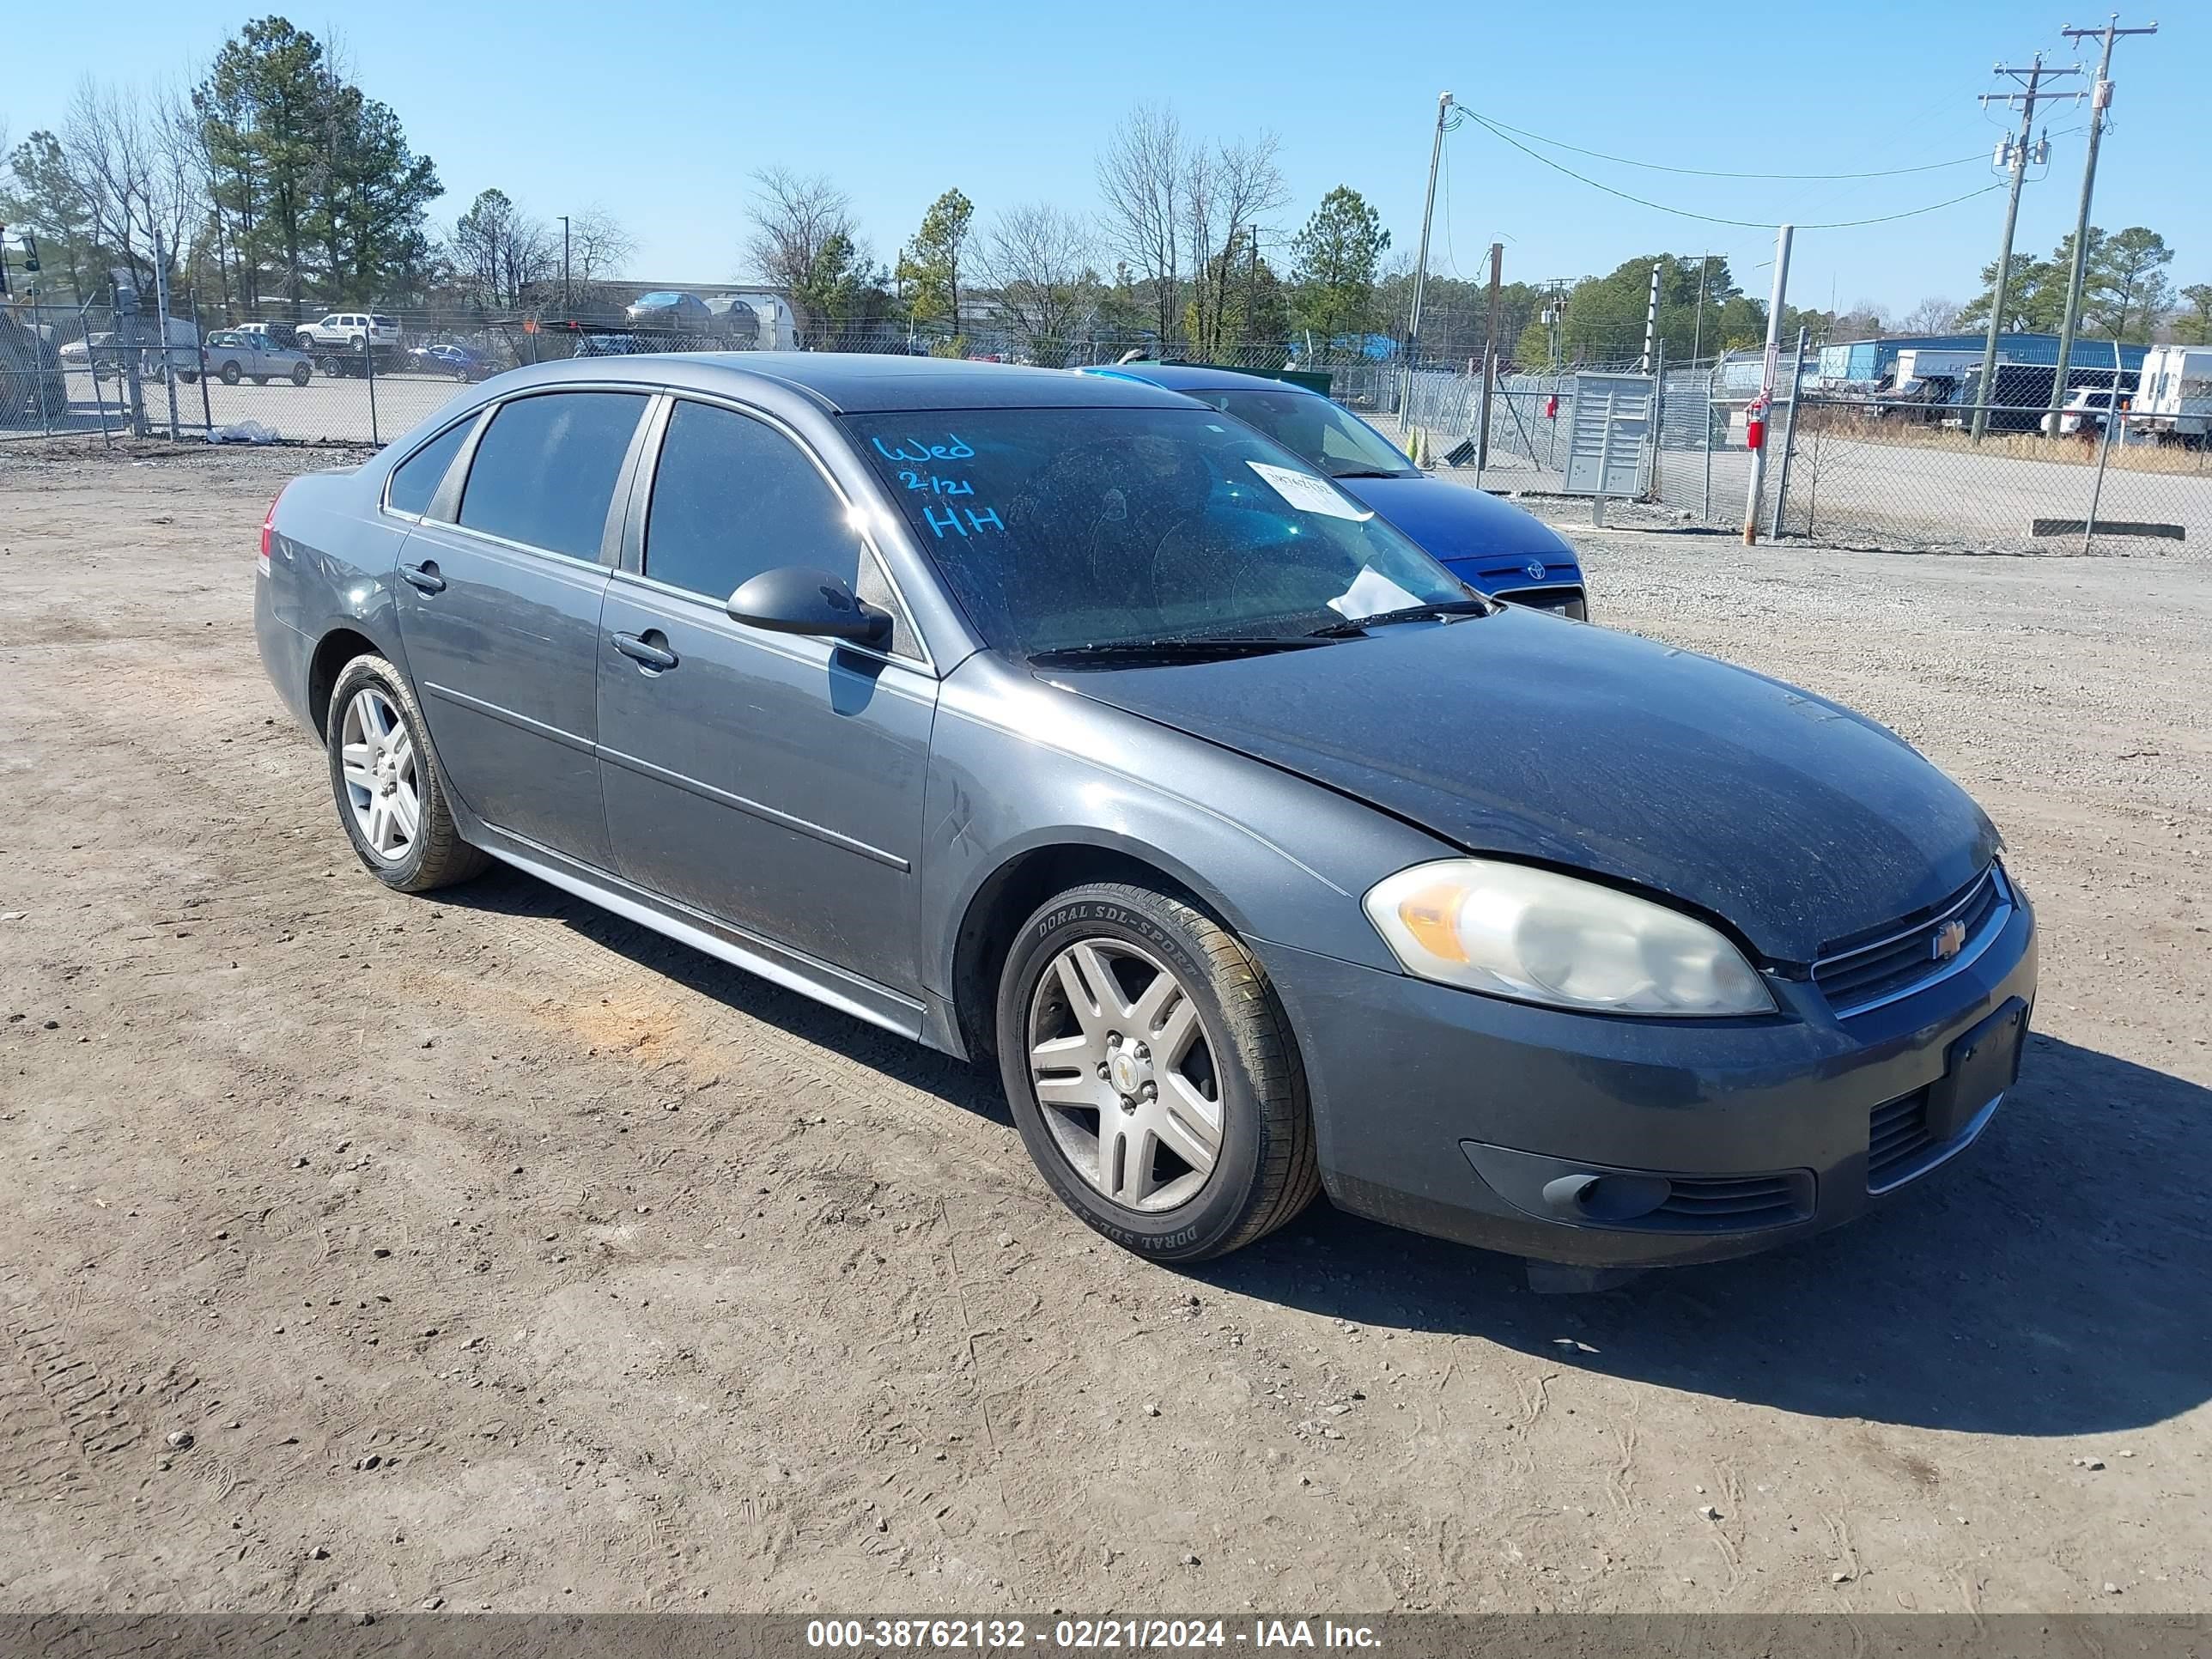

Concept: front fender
[[920, 655, 1449, 1011]]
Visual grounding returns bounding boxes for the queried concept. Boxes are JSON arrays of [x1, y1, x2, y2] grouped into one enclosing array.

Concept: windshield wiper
[[1305, 598, 1492, 638], [1325, 466, 1413, 479], [1029, 635, 1333, 668]]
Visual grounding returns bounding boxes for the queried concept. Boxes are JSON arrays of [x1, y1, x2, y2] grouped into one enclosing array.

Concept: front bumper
[[1257, 887, 2037, 1269]]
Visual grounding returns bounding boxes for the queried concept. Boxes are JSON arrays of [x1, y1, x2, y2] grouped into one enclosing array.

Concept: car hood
[[1047, 611, 1997, 963], [1336, 474, 1578, 580]]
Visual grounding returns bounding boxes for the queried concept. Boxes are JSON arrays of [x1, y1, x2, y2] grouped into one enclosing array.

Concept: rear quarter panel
[[264, 465, 415, 714]]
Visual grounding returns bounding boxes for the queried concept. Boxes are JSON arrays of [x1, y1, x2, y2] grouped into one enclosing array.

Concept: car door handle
[[611, 631, 678, 672], [399, 561, 446, 594]]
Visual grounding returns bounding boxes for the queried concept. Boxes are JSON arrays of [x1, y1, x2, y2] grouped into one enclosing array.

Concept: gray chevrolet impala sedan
[[255, 354, 2037, 1280]]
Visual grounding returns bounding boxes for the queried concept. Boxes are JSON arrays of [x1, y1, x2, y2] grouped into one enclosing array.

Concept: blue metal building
[[1816, 332, 2149, 383]]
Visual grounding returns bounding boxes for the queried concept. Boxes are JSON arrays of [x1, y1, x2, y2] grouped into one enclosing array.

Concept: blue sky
[[6, 0, 2201, 317]]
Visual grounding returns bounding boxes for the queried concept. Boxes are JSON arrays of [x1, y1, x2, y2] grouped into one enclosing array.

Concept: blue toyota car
[[1078, 362, 1588, 617]]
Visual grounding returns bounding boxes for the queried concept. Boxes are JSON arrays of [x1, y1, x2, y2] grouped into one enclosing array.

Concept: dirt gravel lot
[[2, 441, 2208, 1616]]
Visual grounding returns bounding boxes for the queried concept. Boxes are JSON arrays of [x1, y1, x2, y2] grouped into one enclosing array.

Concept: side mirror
[[726, 565, 890, 647]]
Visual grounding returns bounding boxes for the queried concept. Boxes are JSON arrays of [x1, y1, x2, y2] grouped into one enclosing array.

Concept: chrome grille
[[1814, 866, 2007, 1017]]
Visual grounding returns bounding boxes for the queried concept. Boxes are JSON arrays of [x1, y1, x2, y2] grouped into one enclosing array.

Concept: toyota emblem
[[1524, 560, 1547, 583]]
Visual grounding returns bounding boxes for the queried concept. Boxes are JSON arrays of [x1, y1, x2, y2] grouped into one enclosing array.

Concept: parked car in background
[[258, 353, 2034, 1279], [2041, 387, 2119, 439], [58, 331, 112, 368], [624, 291, 714, 334], [1081, 362, 1588, 616], [298, 312, 401, 352], [199, 329, 315, 386], [572, 332, 644, 358], [409, 343, 494, 381], [237, 321, 310, 351]]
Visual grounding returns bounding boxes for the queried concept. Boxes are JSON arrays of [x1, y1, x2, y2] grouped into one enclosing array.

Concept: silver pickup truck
[[198, 330, 314, 386]]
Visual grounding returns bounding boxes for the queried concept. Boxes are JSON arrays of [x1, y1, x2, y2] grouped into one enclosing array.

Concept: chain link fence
[[1357, 344, 2206, 557], [9, 293, 2207, 561]]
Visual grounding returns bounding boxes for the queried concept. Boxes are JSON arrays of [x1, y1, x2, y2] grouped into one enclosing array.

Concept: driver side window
[[644, 400, 861, 602]]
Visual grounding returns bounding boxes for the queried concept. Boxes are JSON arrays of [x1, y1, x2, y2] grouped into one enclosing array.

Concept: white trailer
[[2136, 344, 2212, 447], [1892, 347, 1983, 385]]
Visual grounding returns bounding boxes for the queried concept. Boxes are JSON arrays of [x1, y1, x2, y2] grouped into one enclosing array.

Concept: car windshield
[[209, 332, 241, 346], [846, 406, 1469, 658], [1189, 386, 1418, 479]]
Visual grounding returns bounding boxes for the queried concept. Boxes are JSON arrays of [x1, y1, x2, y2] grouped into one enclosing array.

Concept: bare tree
[[1183, 133, 1286, 352], [743, 166, 859, 297], [1096, 104, 1182, 346], [566, 204, 634, 285], [1900, 295, 1960, 334], [54, 77, 204, 291], [975, 204, 1097, 367]]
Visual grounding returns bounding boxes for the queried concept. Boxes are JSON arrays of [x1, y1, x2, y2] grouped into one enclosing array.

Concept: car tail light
[[258, 489, 283, 575]]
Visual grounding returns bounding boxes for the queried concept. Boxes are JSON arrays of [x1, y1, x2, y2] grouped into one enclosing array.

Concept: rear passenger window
[[645, 400, 861, 601], [386, 418, 475, 517], [459, 392, 647, 559]]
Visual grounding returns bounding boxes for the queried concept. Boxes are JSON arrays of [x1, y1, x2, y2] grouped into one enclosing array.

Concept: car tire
[[325, 654, 490, 895], [291, 362, 312, 386], [995, 880, 1320, 1261], [318, 354, 343, 380], [347, 334, 365, 351], [252, 375, 269, 386], [178, 370, 199, 385], [220, 362, 241, 386]]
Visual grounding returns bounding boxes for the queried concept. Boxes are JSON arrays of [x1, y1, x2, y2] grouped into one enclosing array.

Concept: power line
[[1459, 108, 1990, 180], [1459, 111, 2006, 230]]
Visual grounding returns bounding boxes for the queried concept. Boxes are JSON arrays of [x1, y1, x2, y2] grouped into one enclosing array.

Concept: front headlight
[[1364, 858, 1773, 1017]]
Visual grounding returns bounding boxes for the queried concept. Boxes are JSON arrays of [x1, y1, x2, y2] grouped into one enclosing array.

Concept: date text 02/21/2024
[[803, 1617, 1382, 1650]]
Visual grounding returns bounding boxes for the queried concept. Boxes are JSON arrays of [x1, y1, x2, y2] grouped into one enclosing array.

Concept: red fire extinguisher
[[1745, 397, 1768, 452], [1543, 392, 1559, 422]]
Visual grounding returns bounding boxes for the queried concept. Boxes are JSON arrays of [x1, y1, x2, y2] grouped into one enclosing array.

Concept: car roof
[[492, 351, 1199, 413], [1077, 362, 1319, 398]]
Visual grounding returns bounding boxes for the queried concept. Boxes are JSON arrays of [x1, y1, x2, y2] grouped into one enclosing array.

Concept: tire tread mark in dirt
[[2, 1300, 145, 1499]]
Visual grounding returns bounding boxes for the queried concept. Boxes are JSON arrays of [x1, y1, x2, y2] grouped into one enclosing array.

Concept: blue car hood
[[1338, 475, 1577, 581], [1051, 611, 1996, 963]]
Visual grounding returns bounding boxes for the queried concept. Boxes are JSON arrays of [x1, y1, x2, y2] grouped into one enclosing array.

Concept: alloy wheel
[[1026, 938, 1224, 1212], [337, 687, 421, 863]]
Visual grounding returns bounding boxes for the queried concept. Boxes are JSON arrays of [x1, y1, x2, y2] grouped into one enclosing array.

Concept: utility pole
[[1690, 252, 1711, 364], [1743, 222, 1793, 545], [1476, 241, 1503, 471], [1403, 89, 1452, 416], [559, 216, 572, 314], [1972, 52, 2080, 440], [1540, 280, 1567, 371], [1639, 262, 1662, 372], [2047, 14, 2159, 431]]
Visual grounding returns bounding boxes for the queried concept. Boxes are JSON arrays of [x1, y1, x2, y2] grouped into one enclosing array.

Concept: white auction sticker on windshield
[[1246, 461, 1373, 521]]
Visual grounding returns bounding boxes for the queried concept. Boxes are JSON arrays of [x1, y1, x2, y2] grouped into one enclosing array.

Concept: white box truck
[[2136, 344, 2212, 447]]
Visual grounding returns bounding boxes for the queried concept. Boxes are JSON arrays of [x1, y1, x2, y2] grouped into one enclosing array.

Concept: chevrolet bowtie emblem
[[1932, 919, 1968, 962]]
